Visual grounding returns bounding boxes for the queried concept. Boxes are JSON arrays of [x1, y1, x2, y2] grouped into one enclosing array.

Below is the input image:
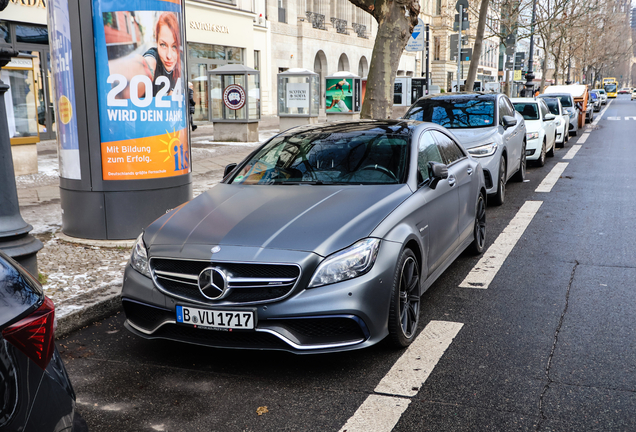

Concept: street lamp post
[[0, 47, 43, 277], [523, 0, 538, 97]]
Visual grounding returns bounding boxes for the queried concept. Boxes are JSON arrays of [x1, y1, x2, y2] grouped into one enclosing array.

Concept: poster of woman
[[326, 78, 353, 113], [92, 0, 190, 181]]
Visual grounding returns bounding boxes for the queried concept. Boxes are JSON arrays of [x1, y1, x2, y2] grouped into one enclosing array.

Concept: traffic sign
[[453, 16, 469, 31], [450, 34, 468, 49], [405, 18, 425, 52], [455, 0, 469, 12], [451, 48, 472, 62]]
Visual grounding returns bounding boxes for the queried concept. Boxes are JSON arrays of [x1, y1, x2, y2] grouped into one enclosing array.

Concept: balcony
[[306, 11, 326, 30], [352, 23, 368, 38], [330, 18, 348, 34]]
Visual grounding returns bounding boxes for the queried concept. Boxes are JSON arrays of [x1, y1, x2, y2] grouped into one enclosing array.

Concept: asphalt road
[[58, 95, 636, 431]]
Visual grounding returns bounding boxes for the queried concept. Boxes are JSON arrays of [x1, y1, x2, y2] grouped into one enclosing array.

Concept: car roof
[[280, 119, 424, 137], [510, 97, 537, 103], [414, 91, 498, 103]]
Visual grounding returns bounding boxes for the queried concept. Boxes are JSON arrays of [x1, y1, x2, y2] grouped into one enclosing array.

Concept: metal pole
[[0, 48, 43, 277], [457, 5, 463, 91], [425, 24, 430, 94], [523, 0, 537, 96]]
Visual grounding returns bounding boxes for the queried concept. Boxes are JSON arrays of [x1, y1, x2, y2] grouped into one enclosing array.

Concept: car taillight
[[2, 297, 56, 370]]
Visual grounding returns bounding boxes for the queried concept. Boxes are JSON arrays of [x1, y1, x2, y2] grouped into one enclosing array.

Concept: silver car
[[122, 121, 487, 353], [537, 93, 579, 136], [404, 92, 526, 206]]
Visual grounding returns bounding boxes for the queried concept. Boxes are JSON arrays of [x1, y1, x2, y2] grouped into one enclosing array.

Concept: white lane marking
[[577, 133, 590, 144], [607, 117, 621, 121], [375, 321, 464, 397], [626, 116, 636, 120], [339, 321, 463, 432], [592, 100, 612, 125], [459, 201, 543, 289], [563, 145, 581, 160], [536, 162, 569, 193], [338, 395, 411, 432]]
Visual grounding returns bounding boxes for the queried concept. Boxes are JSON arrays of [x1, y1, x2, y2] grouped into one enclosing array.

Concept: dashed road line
[[592, 100, 612, 126], [339, 321, 463, 432], [536, 162, 569, 193], [458, 201, 543, 289], [577, 133, 590, 144], [563, 145, 581, 160]]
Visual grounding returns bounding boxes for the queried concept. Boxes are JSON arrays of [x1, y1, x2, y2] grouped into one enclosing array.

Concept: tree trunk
[[361, 12, 412, 119], [348, 0, 419, 119], [465, 0, 490, 91]]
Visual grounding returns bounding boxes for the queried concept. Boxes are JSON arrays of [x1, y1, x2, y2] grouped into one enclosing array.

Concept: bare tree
[[347, 0, 420, 119], [465, 0, 491, 91]]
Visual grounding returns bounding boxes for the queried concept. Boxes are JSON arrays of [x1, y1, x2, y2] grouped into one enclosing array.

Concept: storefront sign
[[5, 58, 33, 69], [49, 0, 81, 179], [189, 21, 229, 33], [10, 0, 46, 8], [92, 0, 190, 181], [286, 83, 309, 109], [223, 84, 246, 110]]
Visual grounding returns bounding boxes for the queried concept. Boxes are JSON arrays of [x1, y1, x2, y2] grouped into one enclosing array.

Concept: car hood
[[446, 127, 499, 148], [144, 183, 412, 257], [523, 119, 544, 133]]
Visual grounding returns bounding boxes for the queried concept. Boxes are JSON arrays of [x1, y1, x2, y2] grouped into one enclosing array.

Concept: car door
[[539, 100, 556, 147], [414, 130, 460, 276], [432, 130, 474, 243], [499, 96, 521, 179]]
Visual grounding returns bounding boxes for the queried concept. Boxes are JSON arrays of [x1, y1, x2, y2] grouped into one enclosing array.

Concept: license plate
[[176, 305, 255, 330]]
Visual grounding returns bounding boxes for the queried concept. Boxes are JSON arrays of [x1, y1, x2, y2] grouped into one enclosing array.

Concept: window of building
[[436, 0, 442, 15], [433, 36, 441, 61], [278, 0, 287, 23], [15, 24, 48, 45], [0, 21, 11, 44], [254, 50, 261, 70]]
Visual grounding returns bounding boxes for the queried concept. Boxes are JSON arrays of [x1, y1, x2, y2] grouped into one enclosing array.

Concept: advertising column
[[92, 0, 190, 181]]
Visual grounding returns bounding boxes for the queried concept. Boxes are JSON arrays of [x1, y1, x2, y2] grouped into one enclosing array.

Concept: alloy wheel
[[398, 256, 420, 338]]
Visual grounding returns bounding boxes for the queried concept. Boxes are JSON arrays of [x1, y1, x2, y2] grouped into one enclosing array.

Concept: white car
[[511, 98, 557, 167], [592, 89, 607, 105], [632, 88, 636, 101], [539, 96, 568, 147]]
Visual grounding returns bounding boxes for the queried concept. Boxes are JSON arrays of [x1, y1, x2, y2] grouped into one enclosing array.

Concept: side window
[[431, 130, 465, 164], [504, 98, 515, 116], [498, 97, 512, 122], [540, 101, 550, 118], [418, 131, 444, 181]]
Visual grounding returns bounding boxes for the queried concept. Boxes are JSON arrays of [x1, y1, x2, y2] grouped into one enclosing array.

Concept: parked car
[[0, 250, 87, 432], [537, 93, 579, 136], [544, 84, 590, 127], [589, 92, 601, 112], [619, 87, 631, 94], [511, 98, 557, 166], [538, 96, 568, 147], [122, 120, 487, 353], [403, 92, 526, 206], [591, 89, 607, 105], [632, 88, 636, 100]]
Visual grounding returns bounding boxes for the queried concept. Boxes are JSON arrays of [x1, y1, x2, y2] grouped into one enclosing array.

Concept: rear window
[[542, 94, 572, 108], [404, 97, 495, 129], [0, 253, 42, 328], [513, 103, 540, 120], [542, 99, 560, 115]]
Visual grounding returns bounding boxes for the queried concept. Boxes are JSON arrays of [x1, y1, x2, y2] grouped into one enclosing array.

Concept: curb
[[55, 283, 124, 339]]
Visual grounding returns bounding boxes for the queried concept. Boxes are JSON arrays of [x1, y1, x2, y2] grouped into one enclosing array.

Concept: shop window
[[16, 24, 48, 45], [0, 21, 10, 44], [433, 36, 441, 61]]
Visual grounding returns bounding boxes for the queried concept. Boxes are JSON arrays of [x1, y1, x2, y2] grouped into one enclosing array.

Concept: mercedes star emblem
[[197, 267, 228, 300]]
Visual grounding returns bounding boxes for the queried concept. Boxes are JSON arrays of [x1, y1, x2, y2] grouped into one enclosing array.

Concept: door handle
[[467, 167, 473, 176], [448, 175, 456, 187]]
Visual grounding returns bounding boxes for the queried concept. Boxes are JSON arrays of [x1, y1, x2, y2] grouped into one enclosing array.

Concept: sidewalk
[[15, 115, 308, 338]]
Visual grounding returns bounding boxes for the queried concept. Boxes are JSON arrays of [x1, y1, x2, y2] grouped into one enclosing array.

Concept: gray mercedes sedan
[[122, 120, 486, 354]]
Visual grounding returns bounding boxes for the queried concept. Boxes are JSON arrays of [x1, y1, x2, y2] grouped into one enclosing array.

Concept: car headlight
[[130, 233, 151, 277], [467, 142, 498, 158], [526, 132, 539, 140], [569, 111, 576, 118], [308, 238, 380, 288], [555, 119, 562, 127]]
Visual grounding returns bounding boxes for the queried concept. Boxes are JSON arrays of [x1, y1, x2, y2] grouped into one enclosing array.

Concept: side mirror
[[428, 161, 448, 190], [502, 115, 517, 129], [544, 114, 556, 121], [224, 163, 238, 178]]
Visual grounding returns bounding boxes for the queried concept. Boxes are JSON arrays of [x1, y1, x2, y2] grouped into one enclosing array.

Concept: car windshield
[[513, 103, 540, 120], [404, 97, 495, 129], [229, 131, 410, 185], [542, 98, 560, 115], [590, 93, 598, 100], [604, 84, 617, 93]]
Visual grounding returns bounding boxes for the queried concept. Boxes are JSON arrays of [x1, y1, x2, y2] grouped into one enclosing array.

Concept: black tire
[[489, 156, 506, 206], [388, 249, 421, 348], [512, 141, 526, 182], [547, 135, 555, 157], [536, 140, 546, 167], [467, 193, 487, 255], [570, 128, 577, 137]]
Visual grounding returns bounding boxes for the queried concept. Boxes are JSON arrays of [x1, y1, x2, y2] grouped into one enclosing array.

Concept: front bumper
[[121, 241, 403, 354], [470, 151, 500, 195], [525, 137, 542, 160]]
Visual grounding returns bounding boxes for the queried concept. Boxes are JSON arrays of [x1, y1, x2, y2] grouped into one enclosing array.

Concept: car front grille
[[123, 298, 173, 332], [149, 258, 301, 306]]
